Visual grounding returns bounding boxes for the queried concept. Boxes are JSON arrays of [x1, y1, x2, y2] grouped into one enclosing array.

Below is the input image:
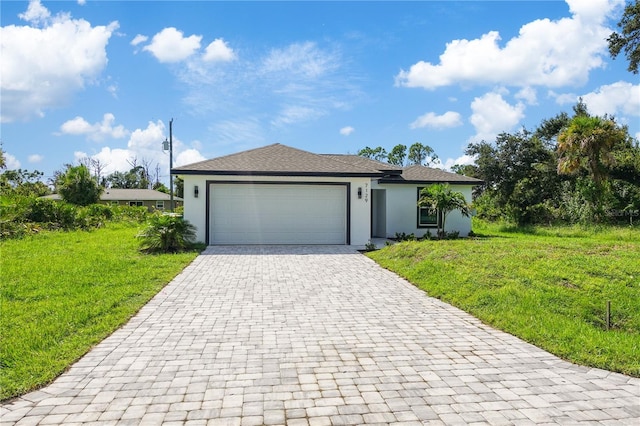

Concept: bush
[[394, 232, 417, 242], [137, 214, 197, 253], [111, 205, 149, 223]]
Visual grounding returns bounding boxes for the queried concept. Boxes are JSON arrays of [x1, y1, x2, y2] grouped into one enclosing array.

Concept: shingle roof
[[391, 165, 483, 184], [42, 189, 183, 201], [173, 143, 482, 184], [323, 155, 482, 184], [173, 143, 383, 176], [320, 154, 400, 172], [100, 189, 183, 201]]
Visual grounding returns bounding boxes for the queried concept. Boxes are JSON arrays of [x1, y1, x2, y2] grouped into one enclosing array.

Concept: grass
[[367, 221, 640, 377], [0, 223, 201, 401]]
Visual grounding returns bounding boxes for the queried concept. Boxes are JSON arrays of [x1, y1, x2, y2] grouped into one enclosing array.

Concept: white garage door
[[210, 183, 347, 244]]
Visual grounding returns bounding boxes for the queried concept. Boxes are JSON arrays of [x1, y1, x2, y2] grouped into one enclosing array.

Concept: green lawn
[[367, 222, 640, 377], [0, 223, 201, 400]]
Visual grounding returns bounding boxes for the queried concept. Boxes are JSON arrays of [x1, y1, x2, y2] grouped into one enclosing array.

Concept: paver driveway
[[2, 246, 639, 425]]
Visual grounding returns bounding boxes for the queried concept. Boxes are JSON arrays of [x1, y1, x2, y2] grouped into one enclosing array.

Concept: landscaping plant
[[137, 213, 197, 253]]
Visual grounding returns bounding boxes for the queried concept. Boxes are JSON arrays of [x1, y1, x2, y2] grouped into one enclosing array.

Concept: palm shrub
[[137, 214, 197, 253], [57, 165, 103, 206], [418, 183, 472, 238]]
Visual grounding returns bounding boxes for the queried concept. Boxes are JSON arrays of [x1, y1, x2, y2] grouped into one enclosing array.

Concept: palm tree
[[557, 116, 627, 219], [557, 116, 625, 185], [418, 183, 471, 238], [137, 214, 197, 253]]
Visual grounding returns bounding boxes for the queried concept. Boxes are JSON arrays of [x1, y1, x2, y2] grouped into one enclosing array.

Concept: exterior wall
[[372, 182, 474, 238], [179, 174, 372, 245], [100, 200, 183, 212]]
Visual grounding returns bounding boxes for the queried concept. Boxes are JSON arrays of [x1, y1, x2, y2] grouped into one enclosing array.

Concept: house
[[42, 188, 183, 211], [173, 143, 482, 246]]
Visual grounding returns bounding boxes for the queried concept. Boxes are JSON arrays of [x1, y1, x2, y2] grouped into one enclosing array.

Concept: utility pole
[[169, 118, 174, 212], [162, 118, 174, 213]]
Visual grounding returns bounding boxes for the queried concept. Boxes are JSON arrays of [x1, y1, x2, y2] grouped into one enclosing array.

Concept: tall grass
[[368, 221, 640, 377], [0, 223, 201, 400]]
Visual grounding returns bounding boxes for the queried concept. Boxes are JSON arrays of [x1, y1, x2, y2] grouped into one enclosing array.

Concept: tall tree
[[387, 144, 407, 166], [557, 115, 628, 220], [557, 116, 626, 186], [466, 130, 560, 225], [106, 165, 151, 189], [608, 0, 640, 74], [408, 142, 438, 166], [0, 169, 50, 198], [357, 146, 387, 162], [418, 183, 471, 238], [78, 157, 109, 184], [57, 165, 103, 206]]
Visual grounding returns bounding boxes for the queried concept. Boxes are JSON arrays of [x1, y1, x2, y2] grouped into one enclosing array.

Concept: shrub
[[364, 241, 377, 251], [394, 232, 417, 241], [112, 205, 148, 223], [137, 214, 197, 253]]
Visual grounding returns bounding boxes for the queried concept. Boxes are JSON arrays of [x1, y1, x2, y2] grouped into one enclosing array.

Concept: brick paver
[[2, 246, 639, 425]]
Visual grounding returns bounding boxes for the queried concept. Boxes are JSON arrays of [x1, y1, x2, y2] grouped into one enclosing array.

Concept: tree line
[[357, 142, 439, 166], [357, 100, 640, 226]]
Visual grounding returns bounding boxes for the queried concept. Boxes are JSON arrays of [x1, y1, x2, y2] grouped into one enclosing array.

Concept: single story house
[[173, 143, 482, 246], [42, 188, 183, 211]]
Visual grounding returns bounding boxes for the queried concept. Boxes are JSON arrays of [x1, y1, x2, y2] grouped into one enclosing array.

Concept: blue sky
[[1, 0, 639, 185]]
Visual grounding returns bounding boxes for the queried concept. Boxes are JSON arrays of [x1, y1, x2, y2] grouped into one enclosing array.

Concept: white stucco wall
[[178, 174, 372, 245], [372, 183, 474, 238]]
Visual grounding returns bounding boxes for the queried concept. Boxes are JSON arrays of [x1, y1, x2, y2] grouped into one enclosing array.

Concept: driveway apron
[[2, 246, 639, 425]]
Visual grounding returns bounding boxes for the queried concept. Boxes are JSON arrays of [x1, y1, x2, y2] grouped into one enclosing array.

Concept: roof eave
[[377, 178, 484, 185], [173, 169, 384, 178]]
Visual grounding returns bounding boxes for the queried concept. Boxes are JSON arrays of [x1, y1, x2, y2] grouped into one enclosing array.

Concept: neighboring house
[[173, 143, 482, 246], [42, 188, 183, 211]]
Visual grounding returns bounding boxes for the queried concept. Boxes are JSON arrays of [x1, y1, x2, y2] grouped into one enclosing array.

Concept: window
[[417, 187, 441, 228], [129, 201, 144, 207], [156, 201, 164, 210]]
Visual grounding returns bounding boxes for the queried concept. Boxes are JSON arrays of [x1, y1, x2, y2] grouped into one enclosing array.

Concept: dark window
[[417, 187, 441, 228], [129, 201, 144, 207]]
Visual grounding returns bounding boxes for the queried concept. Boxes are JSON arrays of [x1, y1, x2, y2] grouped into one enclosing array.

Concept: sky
[[1, 0, 639, 185]]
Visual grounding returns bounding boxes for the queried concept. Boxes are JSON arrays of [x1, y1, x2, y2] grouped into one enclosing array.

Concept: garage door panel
[[210, 183, 347, 244]]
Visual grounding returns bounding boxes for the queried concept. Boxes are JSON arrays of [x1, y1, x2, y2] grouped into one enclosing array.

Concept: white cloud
[[4, 152, 21, 169], [28, 154, 44, 163], [60, 113, 129, 141], [203, 38, 236, 62], [550, 90, 578, 105], [1, 1, 118, 122], [515, 87, 538, 105], [209, 119, 266, 148], [143, 27, 201, 63], [340, 126, 355, 136], [107, 84, 118, 98], [410, 111, 462, 130], [469, 92, 525, 142], [272, 105, 325, 127], [18, 0, 50, 24], [130, 34, 148, 46], [77, 0, 87, 5], [76, 120, 205, 181], [179, 40, 356, 133], [565, 0, 624, 23], [442, 154, 476, 171], [581, 81, 640, 117], [175, 149, 206, 167], [75, 147, 130, 176], [263, 41, 339, 79], [395, 0, 619, 90]]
